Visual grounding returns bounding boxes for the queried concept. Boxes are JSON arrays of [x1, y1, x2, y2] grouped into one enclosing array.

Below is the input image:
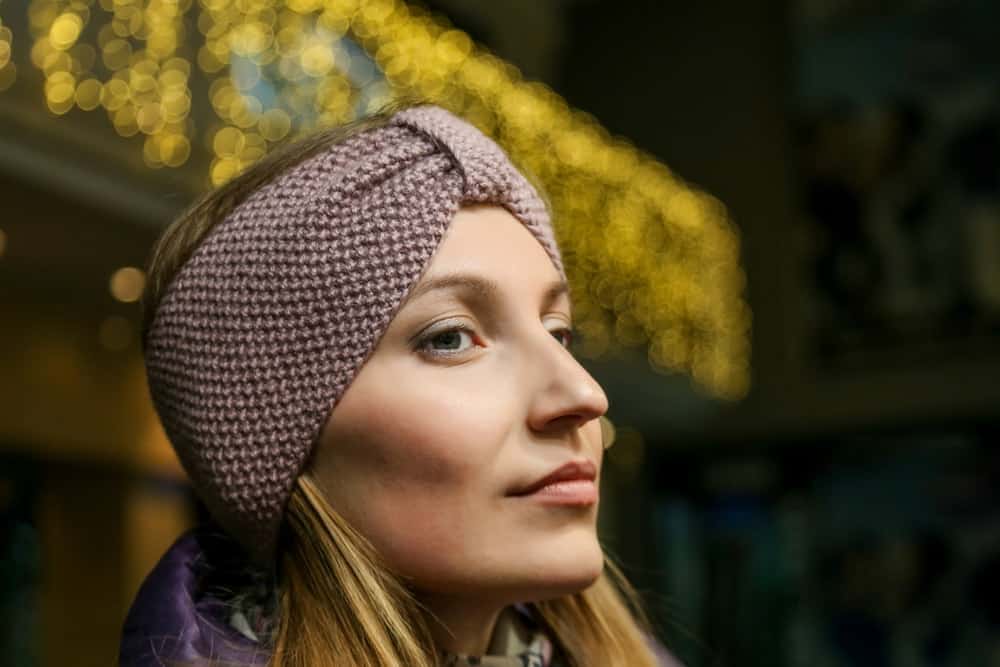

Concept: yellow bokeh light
[[50, 13, 84, 51], [143, 135, 163, 168], [0, 63, 16, 92], [211, 156, 242, 185], [23, 0, 749, 398], [112, 6, 142, 38], [0, 42, 10, 70], [229, 22, 271, 56], [113, 105, 140, 136], [30, 38, 53, 69], [147, 28, 177, 58], [240, 131, 266, 163], [162, 56, 190, 76], [209, 80, 236, 113], [75, 77, 103, 110], [316, 75, 350, 112], [434, 29, 471, 66], [102, 37, 131, 69], [129, 69, 157, 94], [258, 107, 291, 141], [286, 0, 321, 15], [45, 72, 76, 114], [159, 134, 191, 167], [318, 7, 350, 34], [300, 41, 334, 76], [136, 102, 165, 134], [274, 26, 301, 57], [161, 88, 191, 121], [100, 77, 130, 110], [229, 94, 262, 128], [109, 266, 146, 303], [213, 126, 245, 157]]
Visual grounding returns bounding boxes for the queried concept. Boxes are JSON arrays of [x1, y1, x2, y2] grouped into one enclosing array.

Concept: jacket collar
[[119, 529, 269, 666]]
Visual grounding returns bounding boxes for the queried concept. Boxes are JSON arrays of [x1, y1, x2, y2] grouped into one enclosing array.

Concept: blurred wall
[[0, 170, 191, 665]]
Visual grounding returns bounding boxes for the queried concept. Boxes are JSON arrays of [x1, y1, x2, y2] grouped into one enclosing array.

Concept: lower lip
[[518, 479, 598, 506]]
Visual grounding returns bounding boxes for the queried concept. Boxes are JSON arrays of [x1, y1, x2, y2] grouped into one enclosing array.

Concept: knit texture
[[145, 106, 563, 561]]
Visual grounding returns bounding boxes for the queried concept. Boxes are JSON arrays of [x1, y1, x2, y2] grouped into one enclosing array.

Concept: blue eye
[[419, 327, 476, 356]]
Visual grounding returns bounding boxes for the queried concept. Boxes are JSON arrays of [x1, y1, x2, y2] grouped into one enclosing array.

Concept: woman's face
[[310, 205, 609, 604]]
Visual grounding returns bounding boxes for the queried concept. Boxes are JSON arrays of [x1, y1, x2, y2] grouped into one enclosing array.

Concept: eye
[[417, 325, 478, 357], [548, 326, 575, 349]]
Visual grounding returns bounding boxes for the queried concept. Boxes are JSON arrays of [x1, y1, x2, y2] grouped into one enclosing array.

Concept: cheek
[[313, 371, 516, 582], [344, 379, 507, 482]]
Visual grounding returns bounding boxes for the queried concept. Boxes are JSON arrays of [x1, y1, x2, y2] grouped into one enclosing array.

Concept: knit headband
[[144, 106, 564, 561]]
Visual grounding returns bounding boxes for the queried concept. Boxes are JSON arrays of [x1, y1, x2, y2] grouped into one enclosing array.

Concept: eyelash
[[415, 323, 576, 358]]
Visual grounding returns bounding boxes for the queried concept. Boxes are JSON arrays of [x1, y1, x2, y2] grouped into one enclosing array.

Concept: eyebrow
[[405, 272, 570, 312]]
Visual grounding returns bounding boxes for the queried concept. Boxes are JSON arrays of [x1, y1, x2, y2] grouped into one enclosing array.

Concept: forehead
[[421, 205, 563, 286]]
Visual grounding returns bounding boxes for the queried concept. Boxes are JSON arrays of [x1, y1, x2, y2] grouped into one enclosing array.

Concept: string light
[[13, 0, 750, 399]]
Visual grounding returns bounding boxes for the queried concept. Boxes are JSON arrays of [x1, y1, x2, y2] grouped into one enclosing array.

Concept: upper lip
[[509, 460, 597, 496]]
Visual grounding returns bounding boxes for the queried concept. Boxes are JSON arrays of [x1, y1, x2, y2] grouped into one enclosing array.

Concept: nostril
[[542, 413, 597, 434]]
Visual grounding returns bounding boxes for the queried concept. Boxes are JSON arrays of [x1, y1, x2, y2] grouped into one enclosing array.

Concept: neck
[[419, 593, 505, 656]]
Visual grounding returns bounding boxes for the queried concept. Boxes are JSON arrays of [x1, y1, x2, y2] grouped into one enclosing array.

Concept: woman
[[120, 104, 669, 666]]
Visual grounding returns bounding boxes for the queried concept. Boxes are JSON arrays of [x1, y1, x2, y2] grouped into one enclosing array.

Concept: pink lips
[[510, 460, 598, 506]]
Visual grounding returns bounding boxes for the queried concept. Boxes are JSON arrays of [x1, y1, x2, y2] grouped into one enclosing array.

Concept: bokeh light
[[0, 63, 16, 92], [49, 13, 83, 51], [12, 0, 750, 399], [0, 38, 11, 69], [109, 267, 146, 303]]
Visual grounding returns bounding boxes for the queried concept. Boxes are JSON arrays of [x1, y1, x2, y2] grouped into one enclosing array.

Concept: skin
[[310, 204, 609, 656]]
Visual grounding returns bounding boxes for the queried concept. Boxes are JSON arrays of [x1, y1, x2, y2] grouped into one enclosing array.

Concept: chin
[[518, 533, 605, 600]]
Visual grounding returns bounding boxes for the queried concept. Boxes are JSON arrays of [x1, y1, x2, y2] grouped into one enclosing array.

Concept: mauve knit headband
[[144, 105, 564, 561]]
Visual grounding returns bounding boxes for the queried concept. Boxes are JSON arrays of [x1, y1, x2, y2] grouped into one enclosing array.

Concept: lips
[[510, 460, 597, 497]]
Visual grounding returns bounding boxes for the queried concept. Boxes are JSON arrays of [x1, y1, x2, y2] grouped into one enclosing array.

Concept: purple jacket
[[119, 529, 270, 666]]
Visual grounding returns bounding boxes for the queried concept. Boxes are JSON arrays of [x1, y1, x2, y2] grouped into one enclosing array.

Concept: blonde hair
[[144, 108, 661, 667], [274, 475, 660, 667]]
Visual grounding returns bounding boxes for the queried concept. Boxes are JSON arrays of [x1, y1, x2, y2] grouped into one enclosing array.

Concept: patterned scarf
[[440, 607, 566, 667]]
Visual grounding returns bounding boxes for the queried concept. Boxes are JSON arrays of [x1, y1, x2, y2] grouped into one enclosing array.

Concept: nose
[[525, 332, 609, 437]]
